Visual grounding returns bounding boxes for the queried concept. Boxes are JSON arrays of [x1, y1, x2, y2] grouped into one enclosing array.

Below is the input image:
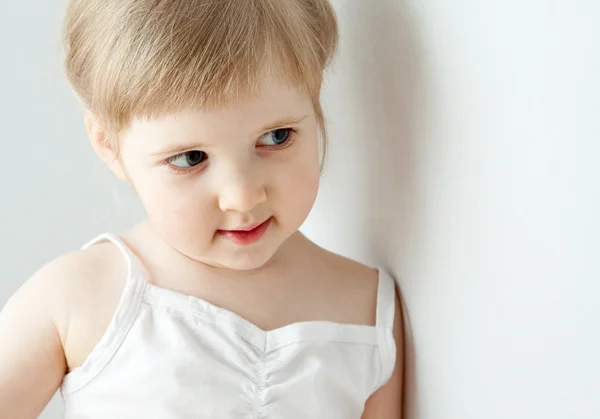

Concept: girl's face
[[113, 80, 321, 270]]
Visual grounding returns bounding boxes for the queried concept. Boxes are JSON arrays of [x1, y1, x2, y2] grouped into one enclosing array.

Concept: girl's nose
[[217, 171, 267, 214]]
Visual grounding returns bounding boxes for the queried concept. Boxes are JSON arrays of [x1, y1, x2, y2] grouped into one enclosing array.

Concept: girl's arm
[[0, 263, 68, 419], [362, 288, 405, 419]]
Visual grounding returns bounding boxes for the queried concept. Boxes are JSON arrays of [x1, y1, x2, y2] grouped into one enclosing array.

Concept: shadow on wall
[[343, 2, 427, 418]]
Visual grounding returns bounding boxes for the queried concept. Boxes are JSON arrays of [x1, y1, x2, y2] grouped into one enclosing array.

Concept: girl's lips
[[217, 217, 272, 245]]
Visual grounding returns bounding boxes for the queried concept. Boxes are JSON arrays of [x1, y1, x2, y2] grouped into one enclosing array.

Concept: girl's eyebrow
[[152, 114, 309, 157]]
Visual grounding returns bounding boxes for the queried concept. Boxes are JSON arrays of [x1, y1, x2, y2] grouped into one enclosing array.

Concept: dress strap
[[375, 268, 396, 330], [62, 233, 147, 395], [82, 233, 146, 281], [374, 268, 397, 392]]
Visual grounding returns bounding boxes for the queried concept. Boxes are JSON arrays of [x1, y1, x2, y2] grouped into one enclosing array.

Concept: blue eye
[[167, 150, 207, 168], [258, 128, 292, 147]]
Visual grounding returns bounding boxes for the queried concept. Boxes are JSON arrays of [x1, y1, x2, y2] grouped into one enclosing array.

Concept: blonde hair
[[62, 0, 338, 164]]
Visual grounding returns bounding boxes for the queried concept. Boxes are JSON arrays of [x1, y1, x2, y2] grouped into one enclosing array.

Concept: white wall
[[1, 1, 598, 419], [303, 1, 600, 418]]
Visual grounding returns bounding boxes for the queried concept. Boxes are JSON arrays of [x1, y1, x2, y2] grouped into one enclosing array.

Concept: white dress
[[60, 233, 397, 419]]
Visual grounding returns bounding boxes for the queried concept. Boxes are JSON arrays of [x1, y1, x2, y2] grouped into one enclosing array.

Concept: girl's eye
[[258, 128, 292, 147], [167, 150, 207, 168]]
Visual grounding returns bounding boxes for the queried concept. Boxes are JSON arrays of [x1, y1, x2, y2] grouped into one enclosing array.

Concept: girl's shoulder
[[27, 239, 129, 372], [299, 240, 383, 327], [0, 238, 125, 416]]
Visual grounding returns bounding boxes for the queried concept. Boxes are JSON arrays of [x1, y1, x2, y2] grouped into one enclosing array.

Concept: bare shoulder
[[0, 240, 127, 416], [299, 238, 380, 326], [27, 241, 128, 371]]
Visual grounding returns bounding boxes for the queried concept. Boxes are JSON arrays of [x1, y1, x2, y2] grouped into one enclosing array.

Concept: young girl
[[0, 0, 403, 418]]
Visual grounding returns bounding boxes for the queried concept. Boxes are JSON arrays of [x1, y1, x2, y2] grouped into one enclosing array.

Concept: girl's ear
[[83, 110, 128, 182]]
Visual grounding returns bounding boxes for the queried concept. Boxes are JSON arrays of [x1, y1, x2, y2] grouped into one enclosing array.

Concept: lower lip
[[218, 218, 272, 246]]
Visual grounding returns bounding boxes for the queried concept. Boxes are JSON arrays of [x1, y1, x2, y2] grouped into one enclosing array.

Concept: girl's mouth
[[217, 217, 272, 245]]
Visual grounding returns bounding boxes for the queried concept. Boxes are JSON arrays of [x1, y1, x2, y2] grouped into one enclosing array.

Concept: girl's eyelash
[[162, 128, 299, 175], [162, 153, 207, 175]]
